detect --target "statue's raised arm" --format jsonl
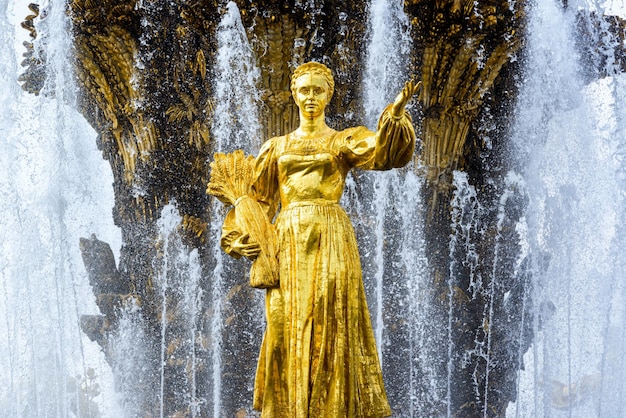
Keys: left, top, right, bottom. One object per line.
{"left": 391, "top": 80, "right": 421, "bottom": 118}
{"left": 342, "top": 79, "right": 420, "bottom": 171}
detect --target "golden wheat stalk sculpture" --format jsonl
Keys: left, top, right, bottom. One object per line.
{"left": 207, "top": 150, "right": 279, "bottom": 288}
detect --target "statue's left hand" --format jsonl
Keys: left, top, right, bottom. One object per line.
{"left": 391, "top": 80, "right": 421, "bottom": 118}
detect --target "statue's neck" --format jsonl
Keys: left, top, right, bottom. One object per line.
{"left": 296, "top": 112, "right": 330, "bottom": 138}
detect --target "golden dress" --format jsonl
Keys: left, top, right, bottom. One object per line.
{"left": 221, "top": 105, "right": 415, "bottom": 417}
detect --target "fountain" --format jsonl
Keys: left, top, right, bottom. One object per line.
{"left": 1, "top": 0, "right": 625, "bottom": 416}
{"left": 0, "top": 1, "right": 121, "bottom": 416}
{"left": 508, "top": 0, "right": 626, "bottom": 415}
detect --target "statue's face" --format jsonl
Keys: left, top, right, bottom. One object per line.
{"left": 292, "top": 73, "right": 329, "bottom": 118}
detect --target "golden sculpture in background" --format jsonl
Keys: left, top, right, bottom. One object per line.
{"left": 208, "top": 62, "right": 418, "bottom": 417}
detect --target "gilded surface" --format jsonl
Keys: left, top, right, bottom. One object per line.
{"left": 216, "top": 62, "right": 418, "bottom": 417}
{"left": 208, "top": 151, "right": 279, "bottom": 288}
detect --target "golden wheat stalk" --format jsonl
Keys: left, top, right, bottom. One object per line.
{"left": 207, "top": 150, "right": 255, "bottom": 205}
{"left": 207, "top": 150, "right": 279, "bottom": 288}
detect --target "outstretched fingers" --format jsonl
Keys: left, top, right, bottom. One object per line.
{"left": 401, "top": 80, "right": 421, "bottom": 103}
{"left": 408, "top": 80, "right": 422, "bottom": 97}
{"left": 392, "top": 80, "right": 421, "bottom": 117}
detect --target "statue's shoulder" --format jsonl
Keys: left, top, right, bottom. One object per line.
{"left": 337, "top": 126, "right": 374, "bottom": 141}
{"left": 268, "top": 134, "right": 288, "bottom": 144}
{"left": 258, "top": 135, "right": 286, "bottom": 157}
{"left": 265, "top": 135, "right": 288, "bottom": 146}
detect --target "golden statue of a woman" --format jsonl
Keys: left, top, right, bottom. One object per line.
{"left": 214, "top": 62, "right": 418, "bottom": 417}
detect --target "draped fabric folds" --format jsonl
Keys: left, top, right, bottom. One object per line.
{"left": 221, "top": 105, "right": 415, "bottom": 418}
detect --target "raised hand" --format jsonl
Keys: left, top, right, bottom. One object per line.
{"left": 391, "top": 80, "right": 421, "bottom": 118}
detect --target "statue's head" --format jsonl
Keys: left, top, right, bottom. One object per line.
{"left": 290, "top": 62, "right": 334, "bottom": 118}
{"left": 290, "top": 62, "right": 335, "bottom": 101}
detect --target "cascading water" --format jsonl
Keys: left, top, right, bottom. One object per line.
{"left": 447, "top": 172, "right": 484, "bottom": 416}
{"left": 0, "top": 1, "right": 121, "bottom": 416}
{"left": 212, "top": 2, "right": 262, "bottom": 155}
{"left": 362, "top": 0, "right": 410, "bottom": 352}
{"left": 355, "top": 0, "right": 431, "bottom": 413}
{"left": 508, "top": 0, "right": 626, "bottom": 416}
{"left": 110, "top": 203, "right": 205, "bottom": 417}
{"left": 152, "top": 204, "right": 204, "bottom": 417}
{"left": 363, "top": 0, "right": 412, "bottom": 127}
{"left": 208, "top": 2, "right": 264, "bottom": 415}
{"left": 446, "top": 169, "right": 530, "bottom": 417}
{"left": 362, "top": 0, "right": 413, "bottom": 363}
{"left": 108, "top": 301, "right": 149, "bottom": 416}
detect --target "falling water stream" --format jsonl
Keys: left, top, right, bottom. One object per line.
{"left": 1, "top": 0, "right": 626, "bottom": 417}
{"left": 507, "top": 0, "right": 626, "bottom": 416}
{"left": 362, "top": 0, "right": 413, "bottom": 368}
{"left": 362, "top": 0, "right": 411, "bottom": 363}
{"left": 209, "top": 2, "right": 263, "bottom": 416}
{"left": 0, "top": 0, "right": 121, "bottom": 416}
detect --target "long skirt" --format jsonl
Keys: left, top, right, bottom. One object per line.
{"left": 253, "top": 202, "right": 391, "bottom": 418}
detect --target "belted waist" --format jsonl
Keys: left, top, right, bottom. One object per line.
{"left": 282, "top": 199, "right": 341, "bottom": 210}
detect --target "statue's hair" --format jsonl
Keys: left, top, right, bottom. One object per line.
{"left": 290, "top": 62, "right": 335, "bottom": 99}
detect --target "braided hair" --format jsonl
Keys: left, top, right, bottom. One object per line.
{"left": 290, "top": 62, "right": 335, "bottom": 100}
